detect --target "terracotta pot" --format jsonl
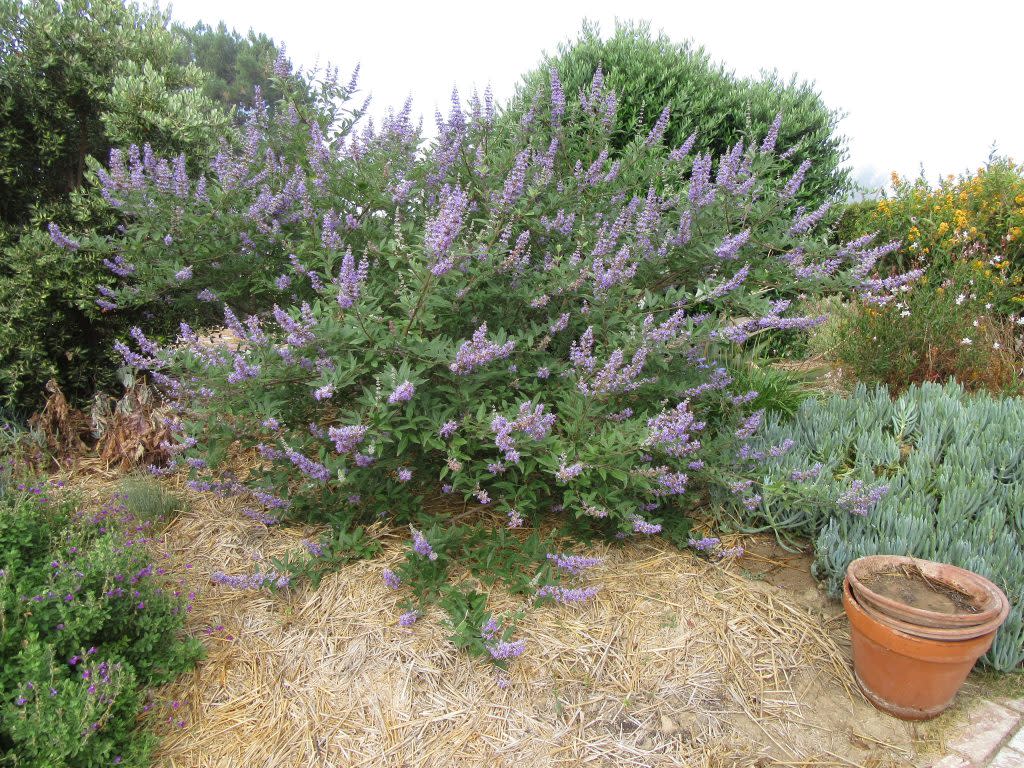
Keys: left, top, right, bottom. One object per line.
{"left": 848, "top": 555, "right": 1004, "bottom": 630}
{"left": 843, "top": 577, "right": 1004, "bottom": 720}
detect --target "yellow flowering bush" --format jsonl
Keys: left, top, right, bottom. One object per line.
{"left": 837, "top": 157, "right": 1024, "bottom": 301}
{"left": 831, "top": 161, "right": 1024, "bottom": 392}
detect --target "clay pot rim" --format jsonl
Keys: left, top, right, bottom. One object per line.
{"left": 842, "top": 578, "right": 1003, "bottom": 663}
{"left": 847, "top": 555, "right": 1005, "bottom": 629}
{"left": 853, "top": 584, "right": 1009, "bottom": 642}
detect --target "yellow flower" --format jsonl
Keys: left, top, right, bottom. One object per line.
{"left": 937, "top": 222, "right": 950, "bottom": 236}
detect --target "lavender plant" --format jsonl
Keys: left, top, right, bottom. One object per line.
{"left": 0, "top": 480, "right": 202, "bottom": 766}
{"left": 81, "top": 58, "right": 916, "bottom": 658}
{"left": 737, "top": 381, "right": 1024, "bottom": 671}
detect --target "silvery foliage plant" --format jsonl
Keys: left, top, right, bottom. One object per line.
{"left": 743, "top": 381, "right": 1024, "bottom": 671}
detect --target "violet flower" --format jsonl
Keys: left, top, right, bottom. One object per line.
{"left": 536, "top": 585, "right": 601, "bottom": 603}
{"left": 715, "top": 230, "right": 751, "bottom": 261}
{"left": 781, "top": 159, "right": 812, "bottom": 199}
{"left": 450, "top": 324, "right": 514, "bottom": 374}
{"left": 411, "top": 528, "right": 438, "bottom": 560}
{"left": 487, "top": 638, "right": 526, "bottom": 661}
{"left": 837, "top": 480, "right": 889, "bottom": 516}
{"left": 424, "top": 185, "right": 470, "bottom": 275}
{"left": 546, "top": 553, "right": 603, "bottom": 575}
{"left": 328, "top": 425, "right": 368, "bottom": 454}
{"left": 382, "top": 569, "right": 401, "bottom": 590}
{"left": 388, "top": 381, "right": 415, "bottom": 404}
{"left": 335, "top": 248, "right": 369, "bottom": 308}
{"left": 47, "top": 222, "right": 80, "bottom": 251}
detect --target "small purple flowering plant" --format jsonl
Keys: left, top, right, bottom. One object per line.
{"left": 0, "top": 481, "right": 203, "bottom": 765}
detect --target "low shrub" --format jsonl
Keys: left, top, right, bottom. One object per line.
{"left": 0, "top": 480, "right": 202, "bottom": 766}
{"left": 733, "top": 381, "right": 1024, "bottom": 671}
{"left": 832, "top": 261, "right": 1022, "bottom": 393}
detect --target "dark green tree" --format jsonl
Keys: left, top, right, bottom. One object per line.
{"left": 175, "top": 20, "right": 284, "bottom": 111}
{"left": 509, "top": 21, "right": 850, "bottom": 209}
{"left": 0, "top": 0, "right": 228, "bottom": 239}
{"left": 0, "top": 0, "right": 232, "bottom": 410}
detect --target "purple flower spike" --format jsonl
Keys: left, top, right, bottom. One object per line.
{"left": 450, "top": 324, "right": 514, "bottom": 374}
{"left": 388, "top": 381, "right": 415, "bottom": 404}
{"left": 631, "top": 515, "right": 662, "bottom": 534}
{"left": 328, "top": 425, "right": 368, "bottom": 454}
{"left": 48, "top": 222, "right": 80, "bottom": 251}
{"left": 335, "top": 248, "right": 369, "bottom": 308}
{"left": 546, "top": 552, "right": 603, "bottom": 575}
{"left": 411, "top": 528, "right": 438, "bottom": 561}
{"left": 425, "top": 185, "right": 470, "bottom": 275}
{"left": 536, "top": 585, "right": 601, "bottom": 604}
{"left": 837, "top": 480, "right": 889, "bottom": 516}
{"left": 715, "top": 229, "right": 751, "bottom": 261}
{"left": 761, "top": 112, "right": 783, "bottom": 153}
{"left": 781, "top": 159, "right": 812, "bottom": 199}
{"left": 688, "top": 537, "right": 720, "bottom": 552}
{"left": 487, "top": 638, "right": 526, "bottom": 661}
{"left": 644, "top": 106, "right": 671, "bottom": 147}
{"left": 382, "top": 569, "right": 401, "bottom": 590}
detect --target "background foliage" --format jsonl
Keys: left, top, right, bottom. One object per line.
{"left": 831, "top": 261, "right": 1021, "bottom": 393}
{"left": 826, "top": 157, "right": 1024, "bottom": 393}
{"left": 0, "top": 0, "right": 294, "bottom": 412}
{"left": 836, "top": 156, "right": 1024, "bottom": 280}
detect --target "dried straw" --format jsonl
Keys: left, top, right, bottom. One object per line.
{"left": 57, "top": 469, "right": 975, "bottom": 767}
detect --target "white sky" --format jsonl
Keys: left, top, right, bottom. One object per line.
{"left": 163, "top": 0, "right": 1022, "bottom": 193}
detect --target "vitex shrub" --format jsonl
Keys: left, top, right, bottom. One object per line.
{"left": 63, "top": 50, "right": 918, "bottom": 661}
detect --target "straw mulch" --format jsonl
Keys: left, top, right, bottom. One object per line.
{"left": 69, "top": 469, "right": 948, "bottom": 768}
